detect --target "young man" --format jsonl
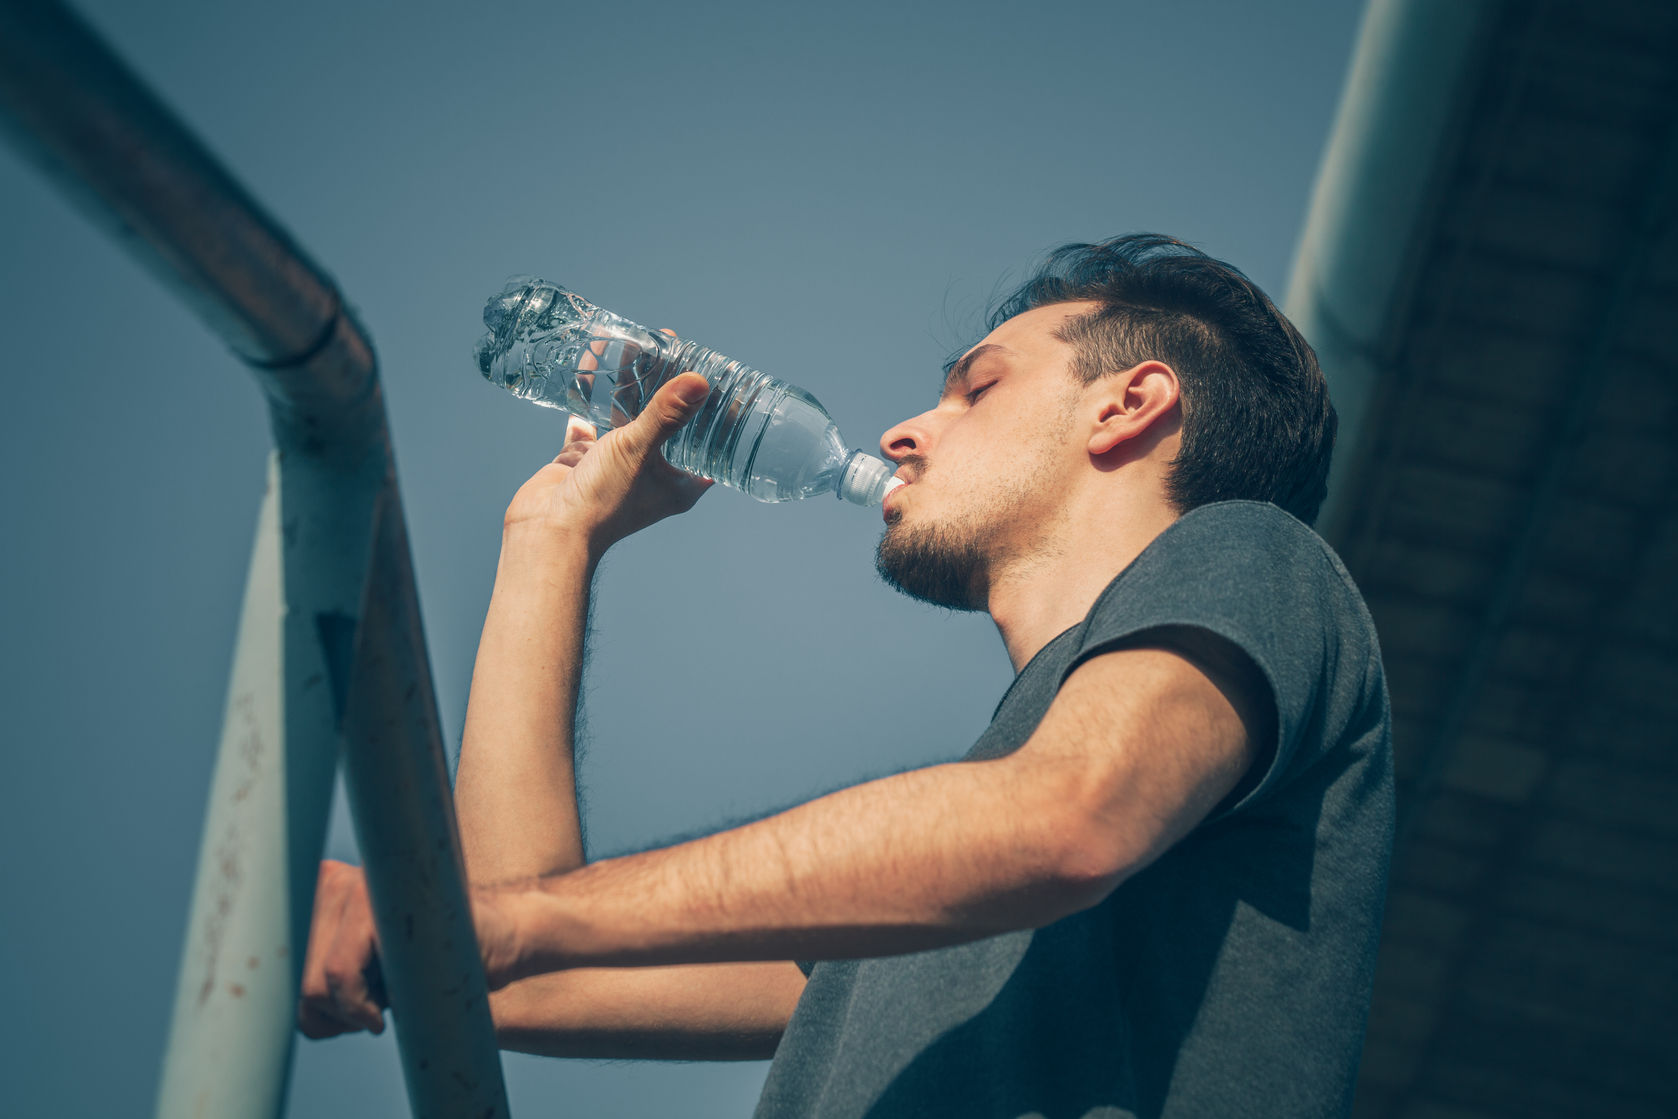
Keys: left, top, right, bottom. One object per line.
{"left": 300, "top": 235, "right": 1394, "bottom": 1118}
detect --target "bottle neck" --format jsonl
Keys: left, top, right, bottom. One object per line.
{"left": 837, "top": 450, "right": 899, "bottom": 506}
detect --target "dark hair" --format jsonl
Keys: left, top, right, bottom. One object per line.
{"left": 985, "top": 234, "right": 1336, "bottom": 525}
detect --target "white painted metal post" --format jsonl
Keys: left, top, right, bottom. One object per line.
{"left": 0, "top": 4, "right": 513, "bottom": 1115}
{"left": 154, "top": 452, "right": 302, "bottom": 1118}
{"left": 154, "top": 436, "right": 384, "bottom": 1117}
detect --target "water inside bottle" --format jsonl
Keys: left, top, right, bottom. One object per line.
{"left": 477, "top": 279, "right": 895, "bottom": 504}
{"left": 477, "top": 281, "right": 665, "bottom": 432}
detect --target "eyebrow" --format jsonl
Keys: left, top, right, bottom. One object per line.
{"left": 940, "top": 344, "right": 1012, "bottom": 397}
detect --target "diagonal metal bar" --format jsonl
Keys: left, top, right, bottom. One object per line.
{"left": 0, "top": 2, "right": 510, "bottom": 1116}
{"left": 341, "top": 482, "right": 509, "bottom": 1117}
{"left": 0, "top": 0, "right": 336, "bottom": 371}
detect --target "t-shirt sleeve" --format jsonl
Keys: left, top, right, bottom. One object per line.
{"left": 1066, "top": 502, "right": 1371, "bottom": 823}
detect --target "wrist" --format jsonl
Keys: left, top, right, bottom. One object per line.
{"left": 499, "top": 518, "right": 608, "bottom": 572}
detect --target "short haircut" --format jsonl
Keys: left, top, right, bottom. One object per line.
{"left": 986, "top": 234, "right": 1336, "bottom": 525}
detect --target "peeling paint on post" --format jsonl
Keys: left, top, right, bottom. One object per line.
{"left": 157, "top": 454, "right": 310, "bottom": 1118}
{"left": 158, "top": 426, "right": 391, "bottom": 1118}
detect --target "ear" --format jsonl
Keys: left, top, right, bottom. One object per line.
{"left": 1087, "top": 360, "right": 1182, "bottom": 455}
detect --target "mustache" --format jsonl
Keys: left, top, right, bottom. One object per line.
{"left": 894, "top": 454, "right": 929, "bottom": 482}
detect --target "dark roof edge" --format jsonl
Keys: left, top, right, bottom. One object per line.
{"left": 1283, "top": 0, "right": 1501, "bottom": 547}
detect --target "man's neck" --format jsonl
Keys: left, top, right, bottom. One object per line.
{"left": 986, "top": 493, "right": 1181, "bottom": 673}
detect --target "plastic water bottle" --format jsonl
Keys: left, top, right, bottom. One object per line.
{"left": 475, "top": 279, "right": 901, "bottom": 506}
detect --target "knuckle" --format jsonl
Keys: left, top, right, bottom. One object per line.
{"left": 323, "top": 966, "right": 356, "bottom": 999}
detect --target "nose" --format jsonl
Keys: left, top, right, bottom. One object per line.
{"left": 880, "top": 409, "right": 934, "bottom": 463}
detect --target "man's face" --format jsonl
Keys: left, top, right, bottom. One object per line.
{"left": 875, "top": 302, "right": 1099, "bottom": 610}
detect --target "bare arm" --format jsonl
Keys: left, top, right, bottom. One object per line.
{"left": 304, "top": 368, "right": 1264, "bottom": 1047}
{"left": 452, "top": 522, "right": 809, "bottom": 1057}
{"left": 456, "top": 349, "right": 713, "bottom": 882}
{"left": 489, "top": 962, "right": 806, "bottom": 1060}
{"left": 307, "top": 618, "right": 1259, "bottom": 1044}
{"left": 453, "top": 526, "right": 593, "bottom": 882}
{"left": 302, "top": 371, "right": 810, "bottom": 1054}
{"left": 453, "top": 373, "right": 812, "bottom": 1053}
{"left": 451, "top": 516, "right": 810, "bottom": 1058}
{"left": 483, "top": 641, "right": 1263, "bottom": 982}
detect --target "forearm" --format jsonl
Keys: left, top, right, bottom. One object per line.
{"left": 455, "top": 527, "right": 597, "bottom": 882}
{"left": 489, "top": 960, "right": 805, "bottom": 1060}
{"left": 500, "top": 753, "right": 1111, "bottom": 981}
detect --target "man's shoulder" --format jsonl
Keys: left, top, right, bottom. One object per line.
{"left": 1097, "top": 500, "right": 1359, "bottom": 615}
{"left": 1079, "top": 499, "right": 1385, "bottom": 709}
{"left": 1085, "top": 504, "right": 1390, "bottom": 826}
{"left": 1151, "top": 499, "right": 1335, "bottom": 562}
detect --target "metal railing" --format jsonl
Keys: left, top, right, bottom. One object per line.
{"left": 0, "top": 2, "right": 510, "bottom": 1115}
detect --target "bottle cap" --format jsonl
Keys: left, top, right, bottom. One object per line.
{"left": 838, "top": 452, "right": 898, "bottom": 506}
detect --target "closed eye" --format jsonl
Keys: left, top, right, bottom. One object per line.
{"left": 966, "top": 382, "right": 995, "bottom": 404}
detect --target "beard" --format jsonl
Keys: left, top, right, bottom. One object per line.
{"left": 875, "top": 403, "right": 1076, "bottom": 610}
{"left": 874, "top": 460, "right": 1057, "bottom": 611}
{"left": 875, "top": 516, "right": 990, "bottom": 611}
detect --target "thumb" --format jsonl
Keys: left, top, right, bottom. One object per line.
{"left": 627, "top": 372, "right": 709, "bottom": 449}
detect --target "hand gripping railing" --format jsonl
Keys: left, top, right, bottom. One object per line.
{"left": 0, "top": 2, "right": 511, "bottom": 1116}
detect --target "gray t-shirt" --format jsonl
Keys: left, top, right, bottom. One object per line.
{"left": 754, "top": 501, "right": 1395, "bottom": 1119}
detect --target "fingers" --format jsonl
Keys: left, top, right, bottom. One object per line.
{"left": 563, "top": 416, "right": 596, "bottom": 444}
{"left": 636, "top": 328, "right": 703, "bottom": 444}
{"left": 297, "top": 861, "right": 387, "bottom": 1040}
{"left": 299, "top": 861, "right": 353, "bottom": 1037}
{"left": 324, "top": 950, "right": 387, "bottom": 1036}
{"left": 621, "top": 372, "right": 710, "bottom": 455}
{"left": 555, "top": 334, "right": 699, "bottom": 464}
{"left": 297, "top": 999, "right": 350, "bottom": 1040}
{"left": 550, "top": 416, "right": 598, "bottom": 467}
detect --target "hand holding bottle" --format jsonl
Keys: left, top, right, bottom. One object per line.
{"left": 503, "top": 367, "right": 713, "bottom": 557}
{"left": 477, "top": 278, "right": 899, "bottom": 506}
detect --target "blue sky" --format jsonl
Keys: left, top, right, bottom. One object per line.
{"left": 0, "top": 1, "right": 1365, "bottom": 1114}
